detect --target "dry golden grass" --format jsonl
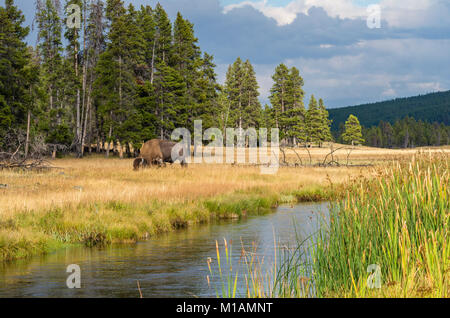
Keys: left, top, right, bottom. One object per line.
{"left": 0, "top": 145, "right": 448, "bottom": 262}
{"left": 0, "top": 157, "right": 356, "bottom": 216}
{"left": 2, "top": 145, "right": 448, "bottom": 216}
{"left": 281, "top": 143, "right": 450, "bottom": 165}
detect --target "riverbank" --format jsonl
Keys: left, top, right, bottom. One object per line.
{"left": 206, "top": 153, "right": 449, "bottom": 298}
{"left": 0, "top": 157, "right": 359, "bottom": 262}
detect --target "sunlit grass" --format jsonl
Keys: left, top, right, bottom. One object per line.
{"left": 0, "top": 154, "right": 360, "bottom": 262}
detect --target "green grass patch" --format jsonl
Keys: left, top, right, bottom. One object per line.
{"left": 1, "top": 183, "right": 336, "bottom": 263}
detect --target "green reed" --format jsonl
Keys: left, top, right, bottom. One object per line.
{"left": 312, "top": 154, "right": 449, "bottom": 297}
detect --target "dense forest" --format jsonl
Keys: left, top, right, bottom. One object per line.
{"left": 361, "top": 117, "right": 450, "bottom": 148}
{"left": 0, "top": 0, "right": 448, "bottom": 159}
{"left": 0, "top": 0, "right": 335, "bottom": 158}
{"left": 329, "top": 90, "right": 450, "bottom": 131}
{"left": 330, "top": 90, "right": 450, "bottom": 147}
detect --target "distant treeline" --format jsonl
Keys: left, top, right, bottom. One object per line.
{"left": 333, "top": 117, "right": 450, "bottom": 148}
{"left": 329, "top": 90, "right": 450, "bottom": 132}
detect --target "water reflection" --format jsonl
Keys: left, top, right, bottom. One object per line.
{"left": 0, "top": 202, "right": 329, "bottom": 298}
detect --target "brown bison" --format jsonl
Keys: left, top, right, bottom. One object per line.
{"left": 133, "top": 139, "right": 188, "bottom": 170}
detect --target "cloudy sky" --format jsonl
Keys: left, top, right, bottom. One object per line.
{"left": 5, "top": 0, "right": 450, "bottom": 108}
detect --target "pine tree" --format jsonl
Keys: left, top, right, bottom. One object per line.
{"left": 0, "top": 0, "right": 31, "bottom": 137}
{"left": 153, "top": 61, "right": 186, "bottom": 139}
{"left": 83, "top": 0, "right": 105, "bottom": 154}
{"left": 173, "top": 12, "right": 201, "bottom": 130}
{"left": 225, "top": 57, "right": 245, "bottom": 132}
{"left": 154, "top": 3, "right": 172, "bottom": 67}
{"left": 36, "top": 0, "right": 72, "bottom": 156}
{"left": 194, "top": 52, "right": 219, "bottom": 131}
{"left": 242, "top": 59, "right": 261, "bottom": 129}
{"left": 64, "top": 0, "right": 84, "bottom": 156}
{"left": 341, "top": 114, "right": 364, "bottom": 146}
{"left": 225, "top": 57, "right": 261, "bottom": 135}
{"left": 136, "top": 5, "right": 155, "bottom": 83}
{"left": 95, "top": 0, "right": 136, "bottom": 156}
{"left": 269, "top": 64, "right": 305, "bottom": 145}
{"left": 269, "top": 63, "right": 289, "bottom": 133}
{"left": 285, "top": 67, "right": 305, "bottom": 145}
{"left": 305, "top": 95, "right": 323, "bottom": 145}
{"left": 318, "top": 98, "right": 333, "bottom": 146}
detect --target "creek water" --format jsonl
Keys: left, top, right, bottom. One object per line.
{"left": 0, "top": 202, "right": 329, "bottom": 298}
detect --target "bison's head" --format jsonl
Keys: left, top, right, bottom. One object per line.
{"left": 133, "top": 158, "right": 148, "bottom": 171}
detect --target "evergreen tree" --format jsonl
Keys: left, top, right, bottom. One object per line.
{"left": 36, "top": 0, "right": 72, "bottom": 154}
{"left": 95, "top": 0, "right": 136, "bottom": 156}
{"left": 342, "top": 114, "right": 364, "bottom": 146}
{"left": 173, "top": 12, "right": 201, "bottom": 130}
{"left": 305, "top": 95, "right": 323, "bottom": 145}
{"left": 318, "top": 98, "right": 333, "bottom": 145}
{"left": 194, "top": 52, "right": 219, "bottom": 131}
{"left": 285, "top": 67, "right": 305, "bottom": 145}
{"left": 154, "top": 3, "right": 172, "bottom": 67}
{"left": 64, "top": 0, "right": 84, "bottom": 155}
{"left": 242, "top": 59, "right": 261, "bottom": 129}
{"left": 269, "top": 64, "right": 289, "bottom": 133}
{"left": 225, "top": 57, "right": 261, "bottom": 135}
{"left": 0, "top": 0, "right": 31, "bottom": 138}
{"left": 269, "top": 64, "right": 305, "bottom": 145}
{"left": 84, "top": 0, "right": 106, "bottom": 153}
{"left": 225, "top": 57, "right": 245, "bottom": 132}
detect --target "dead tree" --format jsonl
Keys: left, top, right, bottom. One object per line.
{"left": 0, "top": 129, "right": 62, "bottom": 171}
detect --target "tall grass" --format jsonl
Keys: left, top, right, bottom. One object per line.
{"left": 207, "top": 154, "right": 449, "bottom": 298}
{"left": 312, "top": 154, "right": 449, "bottom": 297}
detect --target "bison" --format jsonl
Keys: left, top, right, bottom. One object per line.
{"left": 134, "top": 139, "right": 188, "bottom": 170}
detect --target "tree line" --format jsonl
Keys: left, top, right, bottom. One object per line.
{"left": 5, "top": 0, "right": 443, "bottom": 159}
{"left": 1, "top": 0, "right": 339, "bottom": 159}
{"left": 362, "top": 117, "right": 450, "bottom": 148}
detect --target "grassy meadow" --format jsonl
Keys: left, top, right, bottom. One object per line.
{"left": 1, "top": 145, "right": 449, "bottom": 299}
{"left": 0, "top": 145, "right": 371, "bottom": 262}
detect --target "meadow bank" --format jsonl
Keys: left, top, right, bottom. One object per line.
{"left": 0, "top": 156, "right": 361, "bottom": 262}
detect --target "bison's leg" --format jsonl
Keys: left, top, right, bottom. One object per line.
{"left": 142, "top": 158, "right": 150, "bottom": 168}
{"left": 152, "top": 157, "right": 164, "bottom": 168}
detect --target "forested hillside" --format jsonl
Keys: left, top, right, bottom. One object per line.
{"left": 329, "top": 91, "right": 450, "bottom": 131}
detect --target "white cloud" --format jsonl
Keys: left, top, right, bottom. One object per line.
{"left": 382, "top": 88, "right": 396, "bottom": 96}
{"left": 223, "top": 0, "right": 369, "bottom": 26}
{"left": 222, "top": 0, "right": 447, "bottom": 29}
{"left": 223, "top": 0, "right": 304, "bottom": 26}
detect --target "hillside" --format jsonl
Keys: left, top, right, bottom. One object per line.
{"left": 328, "top": 90, "right": 450, "bottom": 130}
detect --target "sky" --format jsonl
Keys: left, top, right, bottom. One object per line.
{"left": 3, "top": 0, "right": 450, "bottom": 108}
